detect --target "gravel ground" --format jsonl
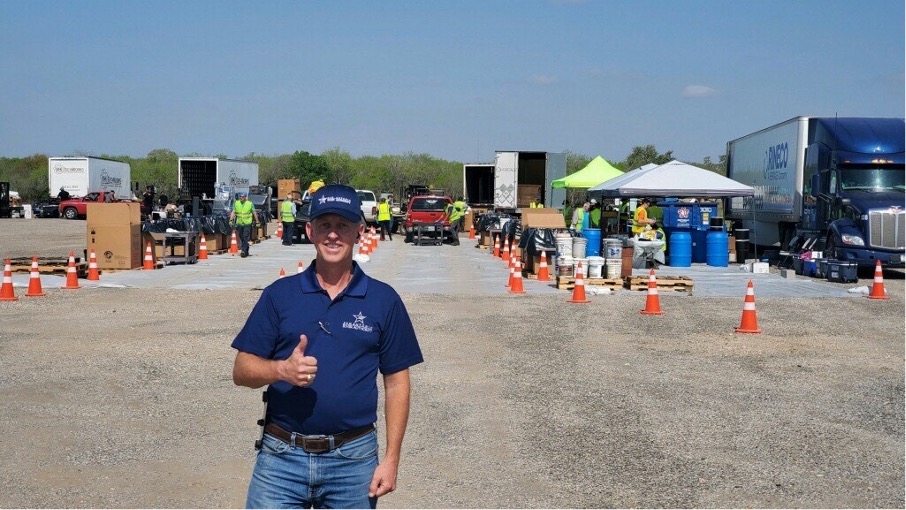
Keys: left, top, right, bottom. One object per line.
{"left": 0, "top": 218, "right": 903, "bottom": 508}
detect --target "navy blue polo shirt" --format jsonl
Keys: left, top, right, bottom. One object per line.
{"left": 232, "top": 261, "right": 423, "bottom": 435}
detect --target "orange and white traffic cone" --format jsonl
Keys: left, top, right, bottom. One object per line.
{"left": 229, "top": 231, "right": 239, "bottom": 256}
{"left": 279, "top": 267, "right": 286, "bottom": 278}
{"left": 502, "top": 239, "right": 510, "bottom": 263}
{"left": 25, "top": 257, "right": 45, "bottom": 297}
{"left": 866, "top": 260, "right": 889, "bottom": 300}
{"left": 142, "top": 242, "right": 156, "bottom": 270}
{"left": 468, "top": 224, "right": 475, "bottom": 240}
{"left": 536, "top": 250, "right": 550, "bottom": 282}
{"left": 505, "top": 256, "right": 514, "bottom": 287}
{"left": 198, "top": 234, "right": 209, "bottom": 260}
{"left": 640, "top": 269, "right": 664, "bottom": 315}
{"left": 276, "top": 221, "right": 283, "bottom": 239}
{"left": 0, "top": 259, "right": 18, "bottom": 301}
{"left": 371, "top": 227, "right": 379, "bottom": 248}
{"left": 509, "top": 257, "right": 526, "bottom": 294}
{"left": 493, "top": 235, "right": 500, "bottom": 258}
{"left": 87, "top": 249, "right": 100, "bottom": 281}
{"left": 61, "top": 251, "right": 81, "bottom": 289}
{"left": 568, "top": 261, "right": 590, "bottom": 303}
{"left": 297, "top": 261, "right": 305, "bottom": 273}
{"left": 735, "top": 279, "right": 762, "bottom": 334}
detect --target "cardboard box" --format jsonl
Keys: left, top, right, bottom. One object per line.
{"left": 278, "top": 178, "right": 301, "bottom": 200}
{"left": 87, "top": 202, "right": 141, "bottom": 226}
{"left": 517, "top": 184, "right": 542, "bottom": 208}
{"left": 88, "top": 224, "right": 143, "bottom": 270}
{"left": 521, "top": 208, "right": 566, "bottom": 229}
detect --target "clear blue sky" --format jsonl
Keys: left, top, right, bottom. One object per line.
{"left": 1, "top": 0, "right": 903, "bottom": 164}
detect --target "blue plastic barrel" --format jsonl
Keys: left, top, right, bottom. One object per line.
{"left": 581, "top": 228, "right": 602, "bottom": 257}
{"left": 706, "top": 228, "right": 729, "bottom": 267}
{"left": 668, "top": 229, "right": 692, "bottom": 267}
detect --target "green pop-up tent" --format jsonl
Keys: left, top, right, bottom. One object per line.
{"left": 551, "top": 155, "right": 623, "bottom": 188}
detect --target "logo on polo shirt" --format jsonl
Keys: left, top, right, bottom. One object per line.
{"left": 343, "top": 312, "right": 373, "bottom": 333}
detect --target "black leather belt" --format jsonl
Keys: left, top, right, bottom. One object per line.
{"left": 264, "top": 423, "right": 375, "bottom": 454}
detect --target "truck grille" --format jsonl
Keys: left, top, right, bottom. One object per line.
{"left": 868, "top": 209, "right": 905, "bottom": 250}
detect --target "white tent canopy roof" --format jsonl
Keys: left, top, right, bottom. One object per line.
{"left": 588, "top": 160, "right": 754, "bottom": 197}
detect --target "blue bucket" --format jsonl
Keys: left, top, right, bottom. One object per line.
{"left": 581, "top": 228, "right": 602, "bottom": 257}
{"left": 669, "top": 229, "right": 692, "bottom": 267}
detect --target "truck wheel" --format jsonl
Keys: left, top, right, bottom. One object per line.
{"left": 63, "top": 207, "right": 78, "bottom": 220}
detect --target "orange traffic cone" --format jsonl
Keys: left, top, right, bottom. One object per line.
{"left": 866, "top": 260, "right": 889, "bottom": 300}
{"left": 371, "top": 227, "right": 379, "bottom": 248}
{"left": 568, "top": 261, "right": 590, "bottom": 303}
{"left": 640, "top": 269, "right": 664, "bottom": 315}
{"left": 536, "top": 250, "right": 550, "bottom": 282}
{"left": 61, "top": 251, "right": 81, "bottom": 289}
{"left": 468, "top": 224, "right": 475, "bottom": 240}
{"left": 25, "top": 257, "right": 45, "bottom": 297}
{"left": 198, "top": 234, "right": 209, "bottom": 260}
{"left": 502, "top": 239, "right": 510, "bottom": 263}
{"left": 87, "top": 249, "right": 100, "bottom": 281}
{"left": 735, "top": 279, "right": 762, "bottom": 334}
{"left": 0, "top": 259, "right": 18, "bottom": 301}
{"left": 229, "top": 231, "right": 239, "bottom": 256}
{"left": 505, "top": 256, "right": 514, "bottom": 287}
{"left": 279, "top": 267, "right": 286, "bottom": 278}
{"left": 142, "top": 242, "right": 156, "bottom": 270}
{"left": 493, "top": 235, "right": 500, "bottom": 258}
{"left": 510, "top": 257, "right": 526, "bottom": 294}
{"left": 297, "top": 261, "right": 305, "bottom": 273}
{"left": 276, "top": 221, "right": 283, "bottom": 239}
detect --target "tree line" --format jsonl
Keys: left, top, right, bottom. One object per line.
{"left": 0, "top": 145, "right": 725, "bottom": 203}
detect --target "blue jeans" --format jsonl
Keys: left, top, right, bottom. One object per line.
{"left": 237, "top": 225, "right": 253, "bottom": 254}
{"left": 246, "top": 430, "right": 379, "bottom": 509}
{"left": 282, "top": 221, "right": 295, "bottom": 244}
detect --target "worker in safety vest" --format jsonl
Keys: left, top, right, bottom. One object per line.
{"left": 280, "top": 193, "right": 297, "bottom": 246}
{"left": 230, "top": 192, "right": 260, "bottom": 258}
{"left": 445, "top": 197, "right": 466, "bottom": 246}
{"left": 632, "top": 198, "right": 656, "bottom": 235}
{"left": 529, "top": 195, "right": 542, "bottom": 208}
{"left": 377, "top": 197, "right": 393, "bottom": 241}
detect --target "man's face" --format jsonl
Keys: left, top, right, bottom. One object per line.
{"left": 306, "top": 213, "right": 364, "bottom": 264}
{"left": 239, "top": 196, "right": 246, "bottom": 202}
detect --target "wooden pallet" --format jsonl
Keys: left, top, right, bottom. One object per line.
{"left": 555, "top": 275, "right": 624, "bottom": 291}
{"left": 624, "top": 275, "right": 694, "bottom": 292}
{"left": 7, "top": 257, "right": 89, "bottom": 278}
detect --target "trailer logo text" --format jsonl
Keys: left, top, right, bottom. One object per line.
{"left": 763, "top": 142, "right": 789, "bottom": 181}
{"left": 229, "top": 171, "right": 250, "bottom": 186}
{"left": 100, "top": 170, "right": 122, "bottom": 188}
{"left": 52, "top": 164, "right": 86, "bottom": 175}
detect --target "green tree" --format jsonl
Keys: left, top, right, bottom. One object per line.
{"left": 621, "top": 145, "right": 674, "bottom": 171}
{"left": 290, "top": 151, "right": 332, "bottom": 187}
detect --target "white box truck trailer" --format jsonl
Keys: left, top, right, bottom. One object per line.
{"left": 463, "top": 151, "right": 566, "bottom": 212}
{"left": 48, "top": 156, "right": 131, "bottom": 198}
{"left": 177, "top": 157, "right": 259, "bottom": 200}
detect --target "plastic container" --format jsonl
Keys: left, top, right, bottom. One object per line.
{"left": 573, "top": 257, "right": 588, "bottom": 278}
{"left": 826, "top": 259, "right": 858, "bottom": 283}
{"left": 734, "top": 228, "right": 750, "bottom": 261}
{"left": 603, "top": 238, "right": 622, "bottom": 259}
{"left": 705, "top": 228, "right": 729, "bottom": 267}
{"left": 555, "top": 234, "right": 572, "bottom": 258}
{"left": 572, "top": 237, "right": 587, "bottom": 261}
{"left": 557, "top": 256, "right": 574, "bottom": 277}
{"left": 668, "top": 229, "right": 692, "bottom": 267}
{"left": 605, "top": 258, "right": 622, "bottom": 279}
{"left": 587, "top": 256, "right": 605, "bottom": 278}
{"left": 581, "top": 228, "right": 602, "bottom": 257}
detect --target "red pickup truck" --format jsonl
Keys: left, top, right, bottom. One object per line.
{"left": 59, "top": 191, "right": 122, "bottom": 219}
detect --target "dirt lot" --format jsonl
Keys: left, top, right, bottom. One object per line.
{"left": 0, "top": 218, "right": 903, "bottom": 508}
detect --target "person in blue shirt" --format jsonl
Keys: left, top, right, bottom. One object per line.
{"left": 232, "top": 184, "right": 423, "bottom": 509}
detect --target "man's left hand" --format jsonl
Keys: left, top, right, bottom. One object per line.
{"left": 368, "top": 461, "right": 398, "bottom": 498}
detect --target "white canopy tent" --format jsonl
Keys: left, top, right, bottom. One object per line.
{"left": 588, "top": 160, "right": 754, "bottom": 198}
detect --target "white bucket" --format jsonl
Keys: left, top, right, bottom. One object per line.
{"left": 573, "top": 257, "right": 588, "bottom": 278}
{"left": 605, "top": 258, "right": 622, "bottom": 279}
{"left": 604, "top": 238, "right": 622, "bottom": 259}
{"left": 557, "top": 256, "right": 574, "bottom": 277}
{"left": 572, "top": 237, "right": 588, "bottom": 259}
{"left": 555, "top": 236, "right": 573, "bottom": 258}
{"left": 587, "top": 256, "right": 605, "bottom": 278}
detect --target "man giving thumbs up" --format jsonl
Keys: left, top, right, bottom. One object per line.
{"left": 232, "top": 184, "right": 423, "bottom": 509}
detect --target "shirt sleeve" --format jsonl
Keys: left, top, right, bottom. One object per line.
{"left": 378, "top": 296, "right": 423, "bottom": 375}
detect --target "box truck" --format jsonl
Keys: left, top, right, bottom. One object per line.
{"left": 48, "top": 157, "right": 131, "bottom": 199}
{"left": 463, "top": 151, "right": 566, "bottom": 213}
{"left": 726, "top": 117, "right": 904, "bottom": 268}
{"left": 177, "top": 157, "right": 259, "bottom": 215}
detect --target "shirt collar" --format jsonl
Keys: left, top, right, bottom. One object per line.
{"left": 300, "top": 260, "right": 368, "bottom": 298}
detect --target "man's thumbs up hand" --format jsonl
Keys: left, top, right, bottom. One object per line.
{"left": 278, "top": 334, "right": 318, "bottom": 386}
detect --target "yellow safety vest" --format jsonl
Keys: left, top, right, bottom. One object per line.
{"left": 378, "top": 202, "right": 391, "bottom": 221}
{"left": 234, "top": 200, "right": 255, "bottom": 226}
{"left": 281, "top": 200, "right": 295, "bottom": 222}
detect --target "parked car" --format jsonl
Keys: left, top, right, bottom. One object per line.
{"left": 356, "top": 189, "right": 378, "bottom": 226}
{"left": 32, "top": 199, "right": 61, "bottom": 218}
{"left": 403, "top": 194, "right": 453, "bottom": 243}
